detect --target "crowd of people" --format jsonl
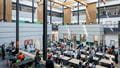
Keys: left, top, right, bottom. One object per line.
{"left": 0, "top": 40, "right": 119, "bottom": 68}
{"left": 46, "top": 40, "right": 119, "bottom": 68}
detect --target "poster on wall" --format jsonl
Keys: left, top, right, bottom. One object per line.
{"left": 24, "top": 40, "right": 29, "bottom": 45}
{"left": 24, "top": 39, "right": 33, "bottom": 45}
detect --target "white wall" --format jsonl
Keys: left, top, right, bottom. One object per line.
{"left": 0, "top": 23, "right": 52, "bottom": 49}
{"left": 58, "top": 24, "right": 104, "bottom": 42}
{"left": 104, "top": 34, "right": 119, "bottom": 48}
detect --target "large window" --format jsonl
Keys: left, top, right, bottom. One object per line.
{"left": 99, "top": 5, "right": 120, "bottom": 18}
{"left": 12, "top": 3, "right": 35, "bottom": 12}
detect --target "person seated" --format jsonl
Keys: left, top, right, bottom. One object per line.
{"left": 1, "top": 44, "right": 5, "bottom": 60}
{"left": 85, "top": 62, "right": 89, "bottom": 68}
{"left": 28, "top": 44, "right": 35, "bottom": 52}
{"left": 114, "top": 51, "right": 118, "bottom": 64}
{"left": 0, "top": 46, "right": 2, "bottom": 56}
{"left": 9, "top": 42, "right": 18, "bottom": 55}
{"left": 17, "top": 52, "right": 25, "bottom": 61}
{"left": 91, "top": 62, "right": 96, "bottom": 68}
{"left": 110, "top": 63, "right": 115, "bottom": 68}
{"left": 24, "top": 44, "right": 27, "bottom": 50}
{"left": 78, "top": 61, "right": 83, "bottom": 68}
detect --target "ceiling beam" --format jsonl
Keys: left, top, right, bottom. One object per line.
{"left": 63, "top": 0, "right": 75, "bottom": 5}
{"left": 49, "top": 0, "right": 71, "bottom": 8}
{"left": 74, "top": 0, "right": 87, "bottom": 6}
{"left": 36, "top": 0, "right": 43, "bottom": 5}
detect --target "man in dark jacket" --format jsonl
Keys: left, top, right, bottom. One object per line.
{"left": 46, "top": 55, "right": 54, "bottom": 68}
{"left": 35, "top": 50, "right": 41, "bottom": 68}
{"left": 1, "top": 44, "right": 5, "bottom": 60}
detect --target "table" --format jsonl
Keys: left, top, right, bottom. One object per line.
{"left": 19, "top": 50, "right": 35, "bottom": 59}
{"left": 69, "top": 59, "right": 81, "bottom": 65}
{"left": 53, "top": 55, "right": 57, "bottom": 58}
{"left": 96, "top": 65, "right": 107, "bottom": 68}
{"left": 81, "top": 54, "right": 89, "bottom": 59}
{"left": 105, "top": 54, "right": 115, "bottom": 59}
{"left": 60, "top": 55, "right": 71, "bottom": 61}
{"left": 93, "top": 57, "right": 99, "bottom": 61}
{"left": 47, "top": 48, "right": 51, "bottom": 50}
{"left": 96, "top": 52, "right": 104, "bottom": 56}
{"left": 99, "top": 59, "right": 113, "bottom": 65}
{"left": 80, "top": 50, "right": 89, "bottom": 55}
{"left": 20, "top": 50, "right": 46, "bottom": 64}
{"left": 18, "top": 59, "right": 34, "bottom": 66}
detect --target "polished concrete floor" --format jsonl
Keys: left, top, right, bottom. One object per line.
{"left": 0, "top": 59, "right": 8, "bottom": 68}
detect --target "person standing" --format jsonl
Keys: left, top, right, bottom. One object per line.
{"left": 78, "top": 61, "right": 83, "bottom": 68}
{"left": 46, "top": 54, "right": 54, "bottom": 68}
{"left": 35, "top": 50, "right": 41, "bottom": 68}
{"left": 1, "top": 44, "right": 5, "bottom": 60}
{"left": 114, "top": 51, "right": 118, "bottom": 64}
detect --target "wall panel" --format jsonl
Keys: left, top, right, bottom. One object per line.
{"left": 6, "top": 0, "right": 12, "bottom": 22}
{"left": 64, "top": 8, "right": 72, "bottom": 24}
{"left": 0, "top": 0, "right": 3, "bottom": 20}
{"left": 86, "top": 3, "right": 96, "bottom": 24}
{"left": 37, "top": 0, "right": 43, "bottom": 23}
{"left": 0, "top": 23, "right": 52, "bottom": 46}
